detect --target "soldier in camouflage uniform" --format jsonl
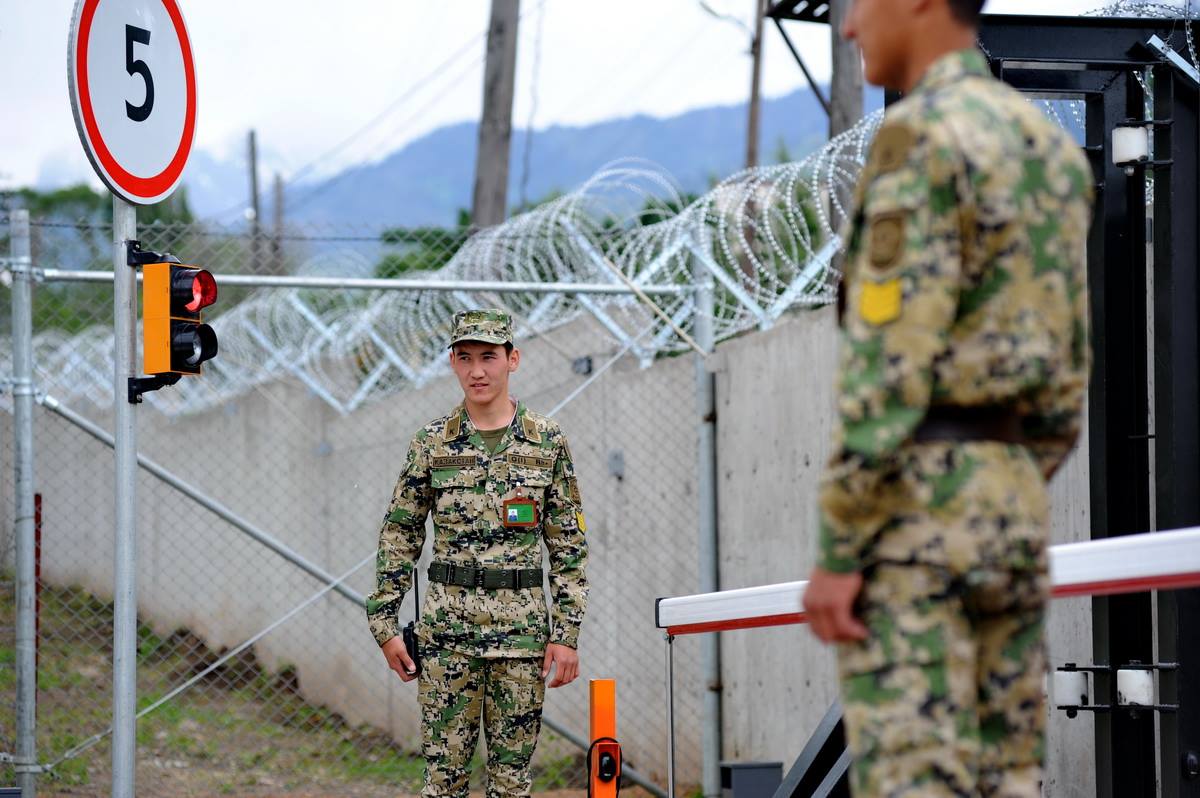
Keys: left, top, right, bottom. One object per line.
{"left": 802, "top": 0, "right": 1094, "bottom": 795}
{"left": 367, "top": 309, "right": 588, "bottom": 798}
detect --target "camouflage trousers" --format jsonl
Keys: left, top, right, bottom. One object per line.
{"left": 418, "top": 648, "right": 546, "bottom": 798}
{"left": 836, "top": 442, "right": 1051, "bottom": 798}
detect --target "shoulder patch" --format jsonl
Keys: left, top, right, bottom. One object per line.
{"left": 508, "top": 453, "right": 555, "bottom": 470}
{"left": 443, "top": 413, "right": 461, "bottom": 441}
{"left": 868, "top": 124, "right": 916, "bottom": 176}
{"left": 521, "top": 415, "right": 542, "bottom": 443}
{"left": 859, "top": 278, "right": 903, "bottom": 326}
{"left": 867, "top": 212, "right": 906, "bottom": 272}
{"left": 431, "top": 455, "right": 477, "bottom": 469}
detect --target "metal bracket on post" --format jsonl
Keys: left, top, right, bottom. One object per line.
{"left": 128, "top": 374, "right": 181, "bottom": 404}
{"left": 126, "top": 239, "right": 179, "bottom": 267}
{"left": 1145, "top": 36, "right": 1200, "bottom": 85}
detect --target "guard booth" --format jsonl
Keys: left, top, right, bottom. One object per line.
{"left": 761, "top": 10, "right": 1200, "bottom": 797}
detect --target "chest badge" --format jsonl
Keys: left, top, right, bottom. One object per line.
{"left": 503, "top": 486, "right": 539, "bottom": 528}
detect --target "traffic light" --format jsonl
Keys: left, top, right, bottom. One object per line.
{"left": 142, "top": 259, "right": 218, "bottom": 376}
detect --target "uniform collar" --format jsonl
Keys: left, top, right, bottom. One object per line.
{"left": 443, "top": 399, "right": 540, "bottom": 445}
{"left": 910, "top": 48, "right": 990, "bottom": 97}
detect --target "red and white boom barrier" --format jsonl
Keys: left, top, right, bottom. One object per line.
{"left": 655, "top": 526, "right": 1200, "bottom": 637}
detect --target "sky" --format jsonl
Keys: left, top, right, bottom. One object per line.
{"left": 1, "top": 0, "right": 1104, "bottom": 194}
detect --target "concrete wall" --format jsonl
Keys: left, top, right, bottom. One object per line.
{"left": 17, "top": 317, "right": 706, "bottom": 782}
{"left": 11, "top": 309, "right": 1095, "bottom": 792}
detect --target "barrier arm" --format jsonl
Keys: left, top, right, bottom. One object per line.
{"left": 656, "top": 526, "right": 1200, "bottom": 636}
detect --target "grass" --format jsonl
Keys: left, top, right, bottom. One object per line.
{"left": 0, "top": 580, "right": 598, "bottom": 797}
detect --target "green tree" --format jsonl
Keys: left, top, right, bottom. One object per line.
{"left": 375, "top": 209, "right": 471, "bottom": 279}
{"left": 2, "top": 183, "right": 199, "bottom": 334}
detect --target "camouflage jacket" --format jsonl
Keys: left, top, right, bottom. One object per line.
{"left": 366, "top": 400, "right": 588, "bottom": 657}
{"left": 818, "top": 49, "right": 1094, "bottom": 573}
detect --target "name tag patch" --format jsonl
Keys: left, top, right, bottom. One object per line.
{"left": 508, "top": 454, "right": 554, "bottom": 470}
{"left": 431, "top": 455, "right": 477, "bottom": 469}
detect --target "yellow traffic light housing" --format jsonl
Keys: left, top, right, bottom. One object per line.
{"left": 142, "top": 260, "right": 218, "bottom": 376}
{"left": 127, "top": 240, "right": 219, "bottom": 404}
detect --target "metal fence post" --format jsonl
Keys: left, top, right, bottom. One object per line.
{"left": 110, "top": 197, "right": 138, "bottom": 798}
{"left": 692, "top": 255, "right": 722, "bottom": 798}
{"left": 11, "top": 210, "right": 38, "bottom": 797}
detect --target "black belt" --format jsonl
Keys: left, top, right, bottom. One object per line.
{"left": 912, "top": 405, "right": 1026, "bottom": 445}
{"left": 428, "top": 561, "right": 543, "bottom": 589}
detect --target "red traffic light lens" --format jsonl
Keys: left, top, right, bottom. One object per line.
{"left": 186, "top": 270, "right": 218, "bottom": 312}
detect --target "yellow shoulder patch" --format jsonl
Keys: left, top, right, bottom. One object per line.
{"left": 867, "top": 124, "right": 916, "bottom": 176}
{"left": 576, "top": 511, "right": 588, "bottom": 533}
{"left": 859, "top": 279, "right": 903, "bottom": 326}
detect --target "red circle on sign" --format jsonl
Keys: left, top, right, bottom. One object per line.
{"left": 75, "top": 0, "right": 197, "bottom": 202}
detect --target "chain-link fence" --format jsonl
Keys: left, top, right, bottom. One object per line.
{"left": 0, "top": 226, "right": 716, "bottom": 797}
{"left": 0, "top": 127, "right": 886, "bottom": 795}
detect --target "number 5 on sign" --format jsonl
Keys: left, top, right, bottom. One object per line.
{"left": 68, "top": 0, "right": 197, "bottom": 205}
{"left": 124, "top": 24, "right": 154, "bottom": 122}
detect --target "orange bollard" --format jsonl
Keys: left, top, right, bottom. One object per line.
{"left": 588, "top": 679, "right": 622, "bottom": 798}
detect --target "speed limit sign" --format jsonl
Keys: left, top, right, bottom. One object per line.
{"left": 68, "top": 0, "right": 197, "bottom": 205}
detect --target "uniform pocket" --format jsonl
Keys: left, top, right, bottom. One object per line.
{"left": 508, "top": 465, "right": 552, "bottom": 490}
{"left": 433, "top": 468, "right": 482, "bottom": 525}
{"left": 838, "top": 564, "right": 959, "bottom": 678}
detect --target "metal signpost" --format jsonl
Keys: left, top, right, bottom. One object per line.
{"left": 67, "top": 2, "right": 197, "bottom": 796}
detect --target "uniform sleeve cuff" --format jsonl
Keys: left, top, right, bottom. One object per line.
{"left": 817, "top": 516, "right": 864, "bottom": 574}
{"left": 817, "top": 552, "right": 861, "bottom": 574}
{"left": 550, "top": 627, "right": 579, "bottom": 649}
{"left": 370, "top": 618, "right": 401, "bottom": 647}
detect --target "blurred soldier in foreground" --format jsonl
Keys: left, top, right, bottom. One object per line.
{"left": 367, "top": 309, "right": 588, "bottom": 798}
{"left": 802, "top": 0, "right": 1094, "bottom": 794}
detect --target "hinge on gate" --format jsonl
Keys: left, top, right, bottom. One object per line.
{"left": 1054, "top": 661, "right": 1179, "bottom": 719}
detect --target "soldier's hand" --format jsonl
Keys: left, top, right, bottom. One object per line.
{"left": 803, "top": 567, "right": 869, "bottom": 644}
{"left": 381, "top": 636, "right": 418, "bottom": 683}
{"left": 542, "top": 643, "right": 579, "bottom": 688}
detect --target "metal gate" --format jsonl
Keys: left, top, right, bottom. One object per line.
{"left": 979, "top": 14, "right": 1200, "bottom": 797}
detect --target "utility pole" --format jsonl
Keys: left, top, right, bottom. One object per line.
{"left": 745, "top": 0, "right": 766, "bottom": 168}
{"left": 272, "top": 172, "right": 284, "bottom": 275}
{"left": 247, "top": 130, "right": 262, "bottom": 261}
{"left": 828, "top": 0, "right": 863, "bottom": 287}
{"left": 828, "top": 0, "right": 863, "bottom": 140}
{"left": 471, "top": 0, "right": 520, "bottom": 229}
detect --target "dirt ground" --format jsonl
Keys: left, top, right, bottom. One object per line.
{"left": 39, "top": 777, "right": 657, "bottom": 798}
{"left": 5, "top": 583, "right": 668, "bottom": 798}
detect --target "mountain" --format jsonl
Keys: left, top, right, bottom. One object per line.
{"left": 188, "top": 85, "right": 883, "bottom": 228}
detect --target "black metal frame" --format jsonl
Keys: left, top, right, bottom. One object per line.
{"left": 771, "top": 701, "right": 849, "bottom": 798}
{"left": 783, "top": 14, "right": 1200, "bottom": 797}
{"left": 979, "top": 14, "right": 1200, "bottom": 797}
{"left": 766, "top": 1, "right": 832, "bottom": 118}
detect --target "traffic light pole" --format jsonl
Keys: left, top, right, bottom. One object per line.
{"left": 10, "top": 210, "right": 38, "bottom": 797}
{"left": 111, "top": 196, "right": 138, "bottom": 798}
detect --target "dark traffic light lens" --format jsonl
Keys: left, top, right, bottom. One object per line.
{"left": 172, "top": 323, "right": 218, "bottom": 368}
{"left": 186, "top": 270, "right": 218, "bottom": 312}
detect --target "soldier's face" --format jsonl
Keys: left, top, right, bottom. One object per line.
{"left": 450, "top": 342, "right": 520, "bottom": 406}
{"left": 841, "top": 0, "right": 915, "bottom": 89}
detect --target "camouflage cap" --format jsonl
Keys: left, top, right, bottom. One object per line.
{"left": 448, "top": 308, "right": 514, "bottom": 348}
